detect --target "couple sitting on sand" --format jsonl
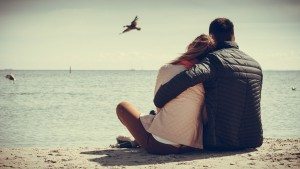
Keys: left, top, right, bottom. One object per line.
{"left": 116, "top": 18, "right": 263, "bottom": 155}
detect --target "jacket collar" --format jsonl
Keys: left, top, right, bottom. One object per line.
{"left": 216, "top": 41, "right": 239, "bottom": 50}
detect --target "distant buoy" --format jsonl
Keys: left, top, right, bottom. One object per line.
{"left": 292, "top": 87, "right": 296, "bottom": 91}
{"left": 5, "top": 74, "right": 15, "bottom": 83}
{"left": 5, "top": 74, "right": 15, "bottom": 81}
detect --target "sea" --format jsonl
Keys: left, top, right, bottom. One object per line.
{"left": 0, "top": 70, "right": 299, "bottom": 147}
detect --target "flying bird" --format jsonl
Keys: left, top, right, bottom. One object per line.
{"left": 120, "top": 16, "right": 141, "bottom": 34}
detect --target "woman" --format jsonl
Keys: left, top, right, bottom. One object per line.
{"left": 116, "top": 34, "right": 215, "bottom": 154}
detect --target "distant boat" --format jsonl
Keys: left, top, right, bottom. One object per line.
{"left": 292, "top": 87, "right": 296, "bottom": 91}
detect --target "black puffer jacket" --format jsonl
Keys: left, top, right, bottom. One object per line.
{"left": 154, "top": 41, "right": 263, "bottom": 150}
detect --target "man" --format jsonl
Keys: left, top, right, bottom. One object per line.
{"left": 154, "top": 18, "right": 263, "bottom": 150}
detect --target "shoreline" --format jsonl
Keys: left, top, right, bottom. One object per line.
{"left": 0, "top": 138, "right": 299, "bottom": 168}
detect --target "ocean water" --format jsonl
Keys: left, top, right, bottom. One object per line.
{"left": 0, "top": 70, "right": 299, "bottom": 147}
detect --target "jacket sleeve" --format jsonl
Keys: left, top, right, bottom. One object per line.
{"left": 153, "top": 56, "right": 215, "bottom": 108}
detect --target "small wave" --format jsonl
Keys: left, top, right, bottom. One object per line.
{"left": 0, "top": 92, "right": 38, "bottom": 96}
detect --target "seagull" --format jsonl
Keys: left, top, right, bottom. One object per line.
{"left": 120, "top": 16, "right": 141, "bottom": 34}
{"left": 5, "top": 74, "right": 15, "bottom": 83}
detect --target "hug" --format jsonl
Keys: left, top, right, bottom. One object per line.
{"left": 116, "top": 17, "right": 263, "bottom": 155}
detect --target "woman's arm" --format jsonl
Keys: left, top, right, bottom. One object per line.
{"left": 154, "top": 57, "right": 215, "bottom": 108}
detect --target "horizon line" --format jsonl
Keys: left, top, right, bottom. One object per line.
{"left": 1, "top": 69, "right": 300, "bottom": 71}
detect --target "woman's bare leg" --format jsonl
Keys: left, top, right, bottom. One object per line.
{"left": 116, "top": 101, "right": 149, "bottom": 147}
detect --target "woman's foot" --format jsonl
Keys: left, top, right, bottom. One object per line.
{"left": 116, "top": 135, "right": 133, "bottom": 144}
{"left": 110, "top": 135, "right": 140, "bottom": 148}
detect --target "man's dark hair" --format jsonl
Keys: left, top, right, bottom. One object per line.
{"left": 209, "top": 18, "right": 234, "bottom": 43}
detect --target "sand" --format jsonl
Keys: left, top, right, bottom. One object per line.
{"left": 0, "top": 138, "right": 299, "bottom": 169}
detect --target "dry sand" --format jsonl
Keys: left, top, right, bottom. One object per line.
{"left": 0, "top": 138, "right": 299, "bottom": 169}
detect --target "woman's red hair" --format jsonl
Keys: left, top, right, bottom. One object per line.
{"left": 171, "top": 34, "right": 215, "bottom": 66}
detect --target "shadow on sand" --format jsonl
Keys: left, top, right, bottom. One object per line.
{"left": 80, "top": 148, "right": 257, "bottom": 167}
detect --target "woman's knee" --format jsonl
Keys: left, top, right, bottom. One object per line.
{"left": 116, "top": 101, "right": 131, "bottom": 118}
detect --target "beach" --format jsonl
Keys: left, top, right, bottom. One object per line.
{"left": 0, "top": 71, "right": 299, "bottom": 168}
{"left": 0, "top": 138, "right": 299, "bottom": 169}
{"left": 1, "top": 0, "right": 300, "bottom": 168}
{"left": 0, "top": 70, "right": 299, "bottom": 168}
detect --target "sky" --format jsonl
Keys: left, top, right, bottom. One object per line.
{"left": 0, "top": 0, "right": 300, "bottom": 70}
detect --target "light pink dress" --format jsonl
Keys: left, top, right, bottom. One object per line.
{"left": 140, "top": 64, "right": 205, "bottom": 148}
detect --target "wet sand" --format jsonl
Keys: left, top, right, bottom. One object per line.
{"left": 0, "top": 138, "right": 299, "bottom": 168}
